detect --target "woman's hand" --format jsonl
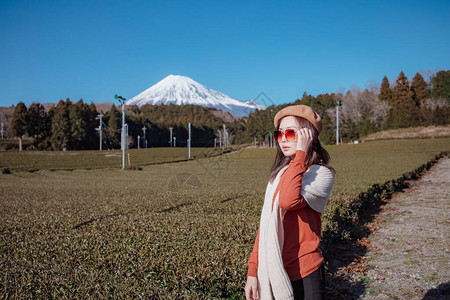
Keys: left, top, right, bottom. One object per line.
{"left": 296, "top": 127, "right": 313, "bottom": 153}
{"left": 244, "top": 276, "right": 259, "bottom": 300}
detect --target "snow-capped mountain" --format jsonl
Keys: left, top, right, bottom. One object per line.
{"left": 126, "top": 75, "right": 266, "bottom": 117}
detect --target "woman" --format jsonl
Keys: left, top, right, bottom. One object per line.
{"left": 244, "top": 105, "right": 334, "bottom": 300}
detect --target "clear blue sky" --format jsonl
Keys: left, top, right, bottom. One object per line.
{"left": 1, "top": 0, "right": 449, "bottom": 107}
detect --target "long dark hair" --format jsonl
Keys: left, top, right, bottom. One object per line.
{"left": 267, "top": 116, "right": 335, "bottom": 183}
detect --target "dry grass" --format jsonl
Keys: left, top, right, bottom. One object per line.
{"left": 361, "top": 125, "right": 450, "bottom": 142}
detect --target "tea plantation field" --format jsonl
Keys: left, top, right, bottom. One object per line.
{"left": 0, "top": 145, "right": 242, "bottom": 172}
{"left": 1, "top": 139, "right": 449, "bottom": 298}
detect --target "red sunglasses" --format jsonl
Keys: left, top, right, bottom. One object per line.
{"left": 273, "top": 129, "right": 297, "bottom": 142}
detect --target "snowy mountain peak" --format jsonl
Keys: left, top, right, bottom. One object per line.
{"left": 126, "top": 75, "right": 266, "bottom": 117}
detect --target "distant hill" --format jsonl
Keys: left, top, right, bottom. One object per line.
{"left": 94, "top": 102, "right": 114, "bottom": 114}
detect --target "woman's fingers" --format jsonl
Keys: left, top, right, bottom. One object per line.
{"left": 306, "top": 128, "right": 312, "bottom": 139}
{"left": 297, "top": 128, "right": 313, "bottom": 139}
{"left": 245, "top": 286, "right": 250, "bottom": 300}
{"left": 245, "top": 277, "right": 258, "bottom": 300}
{"left": 305, "top": 128, "right": 313, "bottom": 140}
{"left": 296, "top": 127, "right": 313, "bottom": 152}
{"left": 244, "top": 276, "right": 259, "bottom": 300}
{"left": 252, "top": 285, "right": 258, "bottom": 300}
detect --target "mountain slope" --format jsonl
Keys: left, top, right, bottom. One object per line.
{"left": 126, "top": 75, "right": 265, "bottom": 117}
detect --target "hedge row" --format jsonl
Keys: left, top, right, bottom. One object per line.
{"left": 321, "top": 151, "right": 448, "bottom": 259}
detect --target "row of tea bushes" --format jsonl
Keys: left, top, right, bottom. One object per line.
{"left": 321, "top": 151, "right": 448, "bottom": 259}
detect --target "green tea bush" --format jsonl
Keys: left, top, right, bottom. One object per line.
{"left": 321, "top": 151, "right": 447, "bottom": 259}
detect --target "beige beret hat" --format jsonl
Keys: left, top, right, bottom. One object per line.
{"left": 273, "top": 104, "right": 322, "bottom": 134}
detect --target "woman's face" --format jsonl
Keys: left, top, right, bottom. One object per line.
{"left": 277, "top": 116, "right": 300, "bottom": 158}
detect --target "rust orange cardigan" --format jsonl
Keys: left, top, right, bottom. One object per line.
{"left": 247, "top": 150, "right": 324, "bottom": 281}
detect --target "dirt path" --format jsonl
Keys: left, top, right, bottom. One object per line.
{"left": 359, "top": 157, "right": 450, "bottom": 299}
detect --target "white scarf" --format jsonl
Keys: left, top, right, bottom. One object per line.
{"left": 257, "top": 163, "right": 334, "bottom": 300}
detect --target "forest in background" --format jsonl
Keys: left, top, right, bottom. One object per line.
{"left": 236, "top": 70, "right": 450, "bottom": 145}
{"left": 2, "top": 70, "right": 450, "bottom": 151}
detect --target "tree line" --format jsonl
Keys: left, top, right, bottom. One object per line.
{"left": 236, "top": 70, "right": 449, "bottom": 144}
{"left": 8, "top": 70, "right": 450, "bottom": 150}
{"left": 9, "top": 99, "right": 234, "bottom": 151}
{"left": 11, "top": 99, "right": 99, "bottom": 151}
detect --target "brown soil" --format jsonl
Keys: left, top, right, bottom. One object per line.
{"left": 327, "top": 158, "right": 450, "bottom": 299}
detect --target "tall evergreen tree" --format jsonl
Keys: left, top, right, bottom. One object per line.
{"left": 51, "top": 100, "right": 71, "bottom": 150}
{"left": 68, "top": 100, "right": 87, "bottom": 150}
{"left": 392, "top": 71, "right": 412, "bottom": 109}
{"left": 45, "top": 106, "right": 57, "bottom": 150}
{"left": 27, "top": 102, "right": 49, "bottom": 149}
{"left": 379, "top": 76, "right": 393, "bottom": 106}
{"left": 11, "top": 102, "right": 28, "bottom": 151}
{"left": 430, "top": 70, "right": 450, "bottom": 101}
{"left": 392, "top": 71, "right": 418, "bottom": 127}
{"left": 105, "top": 104, "right": 121, "bottom": 149}
{"left": 411, "top": 72, "right": 429, "bottom": 106}
{"left": 84, "top": 102, "right": 99, "bottom": 150}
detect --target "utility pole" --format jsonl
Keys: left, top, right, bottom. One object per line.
{"left": 126, "top": 123, "right": 129, "bottom": 149}
{"left": 169, "top": 127, "right": 173, "bottom": 147}
{"left": 115, "top": 94, "right": 126, "bottom": 169}
{"left": 95, "top": 114, "right": 104, "bottom": 151}
{"left": 222, "top": 124, "right": 227, "bottom": 147}
{"left": 269, "top": 131, "right": 273, "bottom": 148}
{"left": 142, "top": 126, "right": 147, "bottom": 148}
{"left": 188, "top": 122, "right": 191, "bottom": 159}
{"left": 173, "top": 137, "right": 176, "bottom": 147}
{"left": 225, "top": 130, "right": 229, "bottom": 147}
{"left": 336, "top": 100, "right": 342, "bottom": 145}
{"left": 1, "top": 122, "right": 4, "bottom": 139}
